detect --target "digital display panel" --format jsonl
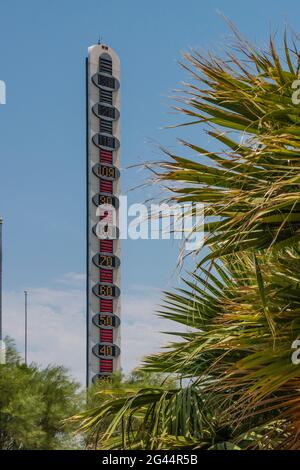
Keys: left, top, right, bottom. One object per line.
{"left": 100, "top": 314, "right": 120, "bottom": 328}
{"left": 92, "top": 283, "right": 121, "bottom": 299}
{"left": 92, "top": 103, "right": 120, "bottom": 121}
{"left": 98, "top": 75, "right": 116, "bottom": 89}
{"left": 92, "top": 223, "right": 119, "bottom": 240}
{"left": 101, "top": 315, "right": 114, "bottom": 327}
{"left": 92, "top": 133, "right": 120, "bottom": 151}
{"left": 99, "top": 344, "right": 114, "bottom": 357}
{"left": 92, "top": 193, "right": 119, "bottom": 208}
{"left": 92, "top": 73, "right": 120, "bottom": 91}
{"left": 92, "top": 253, "right": 120, "bottom": 269}
{"left": 99, "top": 104, "right": 116, "bottom": 119}
{"left": 92, "top": 343, "right": 121, "bottom": 359}
{"left": 92, "top": 374, "right": 113, "bottom": 384}
{"left": 98, "top": 134, "right": 116, "bottom": 149}
{"left": 92, "top": 313, "right": 121, "bottom": 329}
{"left": 92, "top": 163, "right": 120, "bottom": 180}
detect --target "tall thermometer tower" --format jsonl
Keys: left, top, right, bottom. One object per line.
{"left": 86, "top": 44, "right": 121, "bottom": 387}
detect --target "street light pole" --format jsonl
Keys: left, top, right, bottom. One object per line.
{"left": 24, "top": 290, "right": 28, "bottom": 365}
{"left": 0, "top": 218, "right": 3, "bottom": 343}
{"left": 0, "top": 218, "right": 5, "bottom": 365}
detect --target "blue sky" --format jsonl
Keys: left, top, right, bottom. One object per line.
{"left": 0, "top": 0, "right": 299, "bottom": 382}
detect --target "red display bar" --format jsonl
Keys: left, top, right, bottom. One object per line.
{"left": 100, "top": 269, "right": 113, "bottom": 283}
{"left": 100, "top": 180, "right": 113, "bottom": 193}
{"left": 100, "top": 149, "right": 113, "bottom": 164}
{"left": 100, "top": 328, "right": 113, "bottom": 342}
{"left": 100, "top": 299, "right": 113, "bottom": 313}
{"left": 99, "top": 209, "right": 113, "bottom": 223}
{"left": 100, "top": 358, "right": 113, "bottom": 373}
{"left": 100, "top": 240, "right": 113, "bottom": 253}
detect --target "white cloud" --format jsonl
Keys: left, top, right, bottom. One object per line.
{"left": 3, "top": 286, "right": 85, "bottom": 384}
{"left": 122, "top": 290, "right": 182, "bottom": 373}
{"left": 3, "top": 275, "right": 183, "bottom": 385}
{"left": 56, "top": 272, "right": 86, "bottom": 286}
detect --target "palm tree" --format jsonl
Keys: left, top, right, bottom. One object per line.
{"left": 72, "top": 28, "right": 300, "bottom": 449}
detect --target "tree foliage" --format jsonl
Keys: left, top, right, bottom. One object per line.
{"left": 0, "top": 337, "right": 82, "bottom": 449}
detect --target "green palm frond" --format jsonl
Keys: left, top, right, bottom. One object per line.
{"left": 144, "top": 250, "right": 300, "bottom": 440}
{"left": 151, "top": 35, "right": 300, "bottom": 260}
